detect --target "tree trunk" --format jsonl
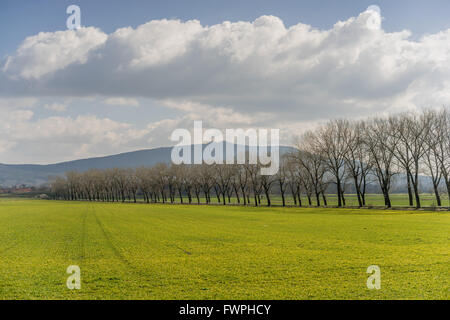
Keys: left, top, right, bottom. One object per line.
{"left": 265, "top": 190, "right": 271, "bottom": 207}
{"left": 315, "top": 192, "right": 321, "bottom": 207}
{"left": 216, "top": 192, "right": 221, "bottom": 203}
{"left": 341, "top": 191, "right": 346, "bottom": 207}
{"left": 336, "top": 179, "right": 342, "bottom": 207}
{"left": 354, "top": 176, "right": 362, "bottom": 207}
{"left": 291, "top": 188, "right": 297, "bottom": 206}
{"left": 178, "top": 189, "right": 183, "bottom": 203}
{"left": 361, "top": 176, "right": 367, "bottom": 206}
{"left": 241, "top": 187, "right": 247, "bottom": 205}
{"left": 433, "top": 183, "right": 442, "bottom": 207}
{"left": 413, "top": 183, "right": 421, "bottom": 209}
{"left": 413, "top": 171, "right": 421, "bottom": 209}
{"left": 407, "top": 171, "right": 414, "bottom": 206}
{"left": 382, "top": 187, "right": 391, "bottom": 207}
{"left": 234, "top": 186, "right": 240, "bottom": 204}
{"left": 322, "top": 193, "right": 327, "bottom": 206}
{"left": 446, "top": 178, "right": 450, "bottom": 208}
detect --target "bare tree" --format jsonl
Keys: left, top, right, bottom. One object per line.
{"left": 296, "top": 132, "right": 328, "bottom": 207}
{"left": 245, "top": 163, "right": 262, "bottom": 206}
{"left": 342, "top": 120, "right": 372, "bottom": 207}
{"left": 314, "top": 120, "right": 349, "bottom": 207}
{"left": 213, "top": 164, "right": 234, "bottom": 205}
{"left": 199, "top": 163, "right": 213, "bottom": 204}
{"left": 285, "top": 157, "right": 302, "bottom": 206}
{"left": 387, "top": 113, "right": 431, "bottom": 208}
{"left": 422, "top": 110, "right": 445, "bottom": 206}
{"left": 260, "top": 173, "right": 276, "bottom": 206}
{"left": 154, "top": 163, "right": 168, "bottom": 203}
{"left": 364, "top": 118, "right": 398, "bottom": 207}
{"left": 275, "top": 157, "right": 288, "bottom": 206}
{"left": 189, "top": 165, "right": 203, "bottom": 204}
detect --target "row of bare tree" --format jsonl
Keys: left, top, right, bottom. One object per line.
{"left": 295, "top": 108, "right": 450, "bottom": 208}
{"left": 51, "top": 108, "right": 450, "bottom": 208}
{"left": 51, "top": 162, "right": 303, "bottom": 206}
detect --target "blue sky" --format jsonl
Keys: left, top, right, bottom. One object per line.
{"left": 1, "top": 1, "right": 450, "bottom": 163}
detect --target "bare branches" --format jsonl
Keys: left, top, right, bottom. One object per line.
{"left": 50, "top": 107, "right": 450, "bottom": 208}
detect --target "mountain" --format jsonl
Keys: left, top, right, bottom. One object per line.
{"left": 0, "top": 144, "right": 296, "bottom": 186}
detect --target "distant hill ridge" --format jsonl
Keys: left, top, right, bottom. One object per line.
{"left": 0, "top": 144, "right": 295, "bottom": 186}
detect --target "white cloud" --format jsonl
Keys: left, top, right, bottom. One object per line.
{"left": 0, "top": 97, "right": 37, "bottom": 109}
{"left": 2, "top": 9, "right": 449, "bottom": 121}
{"left": 1, "top": 8, "right": 450, "bottom": 163}
{"left": 44, "top": 103, "right": 67, "bottom": 112}
{"left": 160, "top": 99, "right": 272, "bottom": 126}
{"left": 0, "top": 112, "right": 149, "bottom": 163}
{"left": 104, "top": 97, "right": 139, "bottom": 107}
{"left": 3, "top": 27, "right": 107, "bottom": 79}
{"left": 108, "top": 19, "right": 203, "bottom": 69}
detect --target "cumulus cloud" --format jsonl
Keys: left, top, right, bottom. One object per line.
{"left": 3, "top": 27, "right": 107, "bottom": 79}
{"left": 44, "top": 103, "right": 67, "bottom": 112}
{"left": 104, "top": 97, "right": 140, "bottom": 107}
{"left": 2, "top": 9, "right": 450, "bottom": 120}
{"left": 0, "top": 112, "right": 148, "bottom": 163}
{"left": 0, "top": 97, "right": 37, "bottom": 109}
{"left": 107, "top": 19, "right": 203, "bottom": 69}
{"left": 1, "top": 8, "right": 450, "bottom": 163}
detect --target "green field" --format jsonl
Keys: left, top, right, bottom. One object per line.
{"left": 0, "top": 199, "right": 448, "bottom": 299}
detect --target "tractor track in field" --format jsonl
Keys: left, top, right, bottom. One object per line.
{"left": 170, "top": 244, "right": 192, "bottom": 255}
{"left": 92, "top": 207, "right": 132, "bottom": 268}
{"left": 79, "top": 206, "right": 88, "bottom": 262}
{"left": 91, "top": 206, "right": 154, "bottom": 280}
{"left": 91, "top": 207, "right": 155, "bottom": 280}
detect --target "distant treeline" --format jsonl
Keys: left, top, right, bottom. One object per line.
{"left": 51, "top": 108, "right": 450, "bottom": 208}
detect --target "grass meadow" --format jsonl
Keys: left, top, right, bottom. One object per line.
{"left": 0, "top": 199, "right": 448, "bottom": 299}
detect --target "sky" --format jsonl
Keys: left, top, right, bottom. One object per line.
{"left": 1, "top": 0, "right": 450, "bottom": 164}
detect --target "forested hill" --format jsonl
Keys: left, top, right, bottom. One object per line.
{"left": 0, "top": 145, "right": 295, "bottom": 186}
